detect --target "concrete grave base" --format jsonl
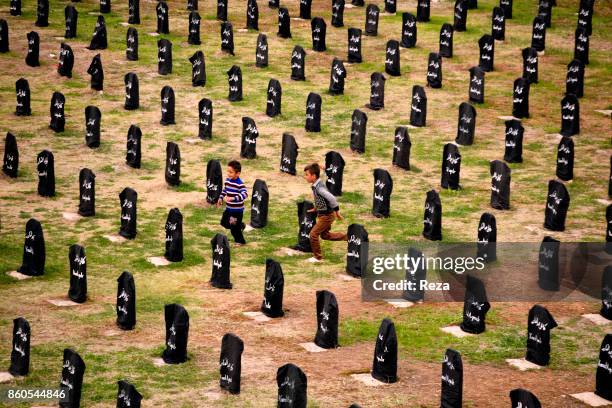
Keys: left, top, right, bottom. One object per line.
{"left": 7, "top": 271, "right": 33, "bottom": 280}
{"left": 47, "top": 299, "right": 80, "bottom": 307}
{"left": 299, "top": 342, "right": 328, "bottom": 353}
{"left": 441, "top": 325, "right": 474, "bottom": 338}
{"left": 147, "top": 256, "right": 171, "bottom": 267}
{"left": 506, "top": 358, "right": 543, "bottom": 371}
{"left": 0, "top": 372, "right": 14, "bottom": 383}
{"left": 386, "top": 299, "right": 414, "bottom": 308}
{"left": 350, "top": 373, "right": 387, "bottom": 387}
{"left": 569, "top": 392, "right": 612, "bottom": 407}
{"left": 243, "top": 311, "right": 272, "bottom": 322}
{"left": 62, "top": 212, "right": 82, "bottom": 221}
{"left": 104, "top": 234, "right": 127, "bottom": 243}
{"left": 582, "top": 314, "right": 611, "bottom": 326}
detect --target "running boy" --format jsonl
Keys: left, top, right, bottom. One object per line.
{"left": 303, "top": 163, "right": 347, "bottom": 262}
{"left": 217, "top": 160, "right": 248, "bottom": 245}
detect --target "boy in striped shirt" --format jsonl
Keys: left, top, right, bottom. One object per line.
{"left": 217, "top": 160, "right": 248, "bottom": 245}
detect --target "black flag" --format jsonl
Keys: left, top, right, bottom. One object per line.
{"left": 266, "top": 79, "right": 282, "bottom": 117}
{"left": 423, "top": 190, "right": 442, "bottom": 240}
{"left": 59, "top": 349, "right": 85, "bottom": 408}
{"left": 441, "top": 143, "right": 461, "bottom": 190}
{"left": 277, "top": 364, "right": 307, "bottom": 407}
{"left": 427, "top": 52, "right": 442, "bottom": 88}
{"left": 468, "top": 66, "right": 485, "bottom": 104}
{"left": 198, "top": 98, "right": 213, "bottom": 139}
{"left": 372, "top": 168, "right": 393, "bottom": 218}
{"left": 531, "top": 16, "right": 546, "bottom": 52}
{"left": 278, "top": 7, "right": 292, "bottom": 38}
{"left": 221, "top": 21, "right": 234, "bottom": 55}
{"left": 595, "top": 334, "right": 612, "bottom": 401}
{"left": 37, "top": 150, "right": 55, "bottom": 197}
{"left": 491, "top": 7, "right": 505, "bottom": 41}
{"left": 18, "top": 219, "right": 45, "bottom": 276}
{"left": 250, "top": 179, "right": 269, "bottom": 228}
{"left": 512, "top": 77, "right": 530, "bottom": 119}
{"left": 401, "top": 13, "right": 417, "bottom": 48}
{"left": 392, "top": 126, "right": 411, "bottom": 170}
{"left": 188, "top": 11, "right": 201, "bottom": 45}
{"left": 64, "top": 6, "right": 77, "bottom": 39}
{"left": 227, "top": 65, "right": 243, "bottom": 101}
{"left": 117, "top": 381, "right": 142, "bottom": 408}
{"left": 347, "top": 28, "right": 362, "bottom": 63}
{"left": 410, "top": 85, "right": 427, "bottom": 127}
{"left": 247, "top": 0, "right": 259, "bottom": 30}
{"left": 329, "top": 58, "right": 346, "bottom": 94}
{"left": 87, "top": 54, "right": 104, "bottom": 91}
{"left": 124, "top": 73, "right": 139, "bottom": 110}
{"left": 2, "top": 132, "right": 18, "bottom": 178}
{"left": 88, "top": 15, "right": 107, "bottom": 50}
{"left": 190, "top": 50, "right": 206, "bottom": 87}
{"left": 165, "top": 142, "right": 180, "bottom": 186}
{"left": 156, "top": 1, "right": 169, "bottom": 34}
{"left": 128, "top": 0, "right": 139, "bottom": 24}
{"left": 15, "top": 78, "right": 31, "bottom": 116}
{"left": 210, "top": 233, "right": 232, "bottom": 289}
{"left": 241, "top": 117, "right": 259, "bottom": 159}
{"left": 256, "top": 33, "right": 268, "bottom": 67}
{"left": 490, "top": 160, "right": 510, "bottom": 209}
{"left": 280, "top": 133, "right": 299, "bottom": 175}
{"left": 509, "top": 389, "right": 541, "bottom": 408}
{"left": 126, "top": 125, "right": 141, "bottom": 168}
{"left": 439, "top": 23, "right": 453, "bottom": 58}
{"left": 119, "top": 187, "right": 137, "bottom": 239}
{"left": 544, "top": 180, "right": 569, "bottom": 231}
{"left": 365, "top": 4, "right": 379, "bottom": 36}
{"left": 160, "top": 86, "right": 175, "bottom": 125}
{"left": 476, "top": 213, "right": 496, "bottom": 262}
{"left": 346, "top": 224, "right": 368, "bottom": 277}
{"left": 560, "top": 94, "right": 579, "bottom": 136}
{"left": 350, "top": 109, "right": 367, "bottom": 153}
{"left": 440, "top": 348, "right": 463, "bottom": 407}
{"left": 566, "top": 59, "right": 584, "bottom": 98}
{"left": 26, "top": 31, "right": 40, "bottom": 67}
{"left": 455, "top": 102, "right": 476, "bottom": 145}
{"left": 460, "top": 275, "right": 490, "bottom": 333}
{"left": 293, "top": 200, "right": 315, "bottom": 252}
{"left": 556, "top": 136, "right": 574, "bottom": 181}
{"left": 85, "top": 105, "right": 101, "bottom": 148}
{"left": 261, "top": 258, "right": 284, "bottom": 317}
{"left": 314, "top": 290, "right": 339, "bottom": 348}
{"left": 332, "top": 0, "right": 345, "bottom": 27}
{"left": 68, "top": 244, "right": 87, "bottom": 303}
{"left": 385, "top": 40, "right": 400, "bottom": 76}
{"left": 305, "top": 92, "right": 322, "bottom": 132}
{"left": 165, "top": 208, "right": 183, "bottom": 262}
{"left": 219, "top": 333, "right": 243, "bottom": 394}
{"left": 522, "top": 47, "right": 538, "bottom": 84}
{"left": 367, "top": 72, "right": 385, "bottom": 110}
{"left": 478, "top": 34, "right": 494, "bottom": 72}
{"left": 36, "top": 0, "right": 49, "bottom": 27}
{"left": 206, "top": 159, "right": 223, "bottom": 204}
{"left": 291, "top": 46, "right": 306, "bottom": 81}
{"left": 311, "top": 17, "right": 326, "bottom": 51}
{"left": 525, "top": 304, "right": 557, "bottom": 366}
{"left": 537, "top": 236, "right": 560, "bottom": 291}
{"left": 162, "top": 304, "right": 189, "bottom": 364}
{"left": 126, "top": 28, "right": 138, "bottom": 61}
{"left": 78, "top": 168, "right": 95, "bottom": 217}
{"left": 49, "top": 91, "right": 66, "bottom": 133}
{"left": 417, "top": 0, "right": 430, "bottom": 22}
{"left": 371, "top": 318, "right": 398, "bottom": 383}
{"left": 325, "top": 151, "right": 345, "bottom": 196}
{"left": 453, "top": 0, "right": 467, "bottom": 32}
{"left": 504, "top": 119, "right": 523, "bottom": 163}
{"left": 9, "top": 317, "right": 30, "bottom": 376}
{"left": 158, "top": 39, "right": 172, "bottom": 75}
{"left": 116, "top": 271, "right": 136, "bottom": 330}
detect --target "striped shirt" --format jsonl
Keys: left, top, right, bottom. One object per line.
{"left": 220, "top": 177, "right": 248, "bottom": 212}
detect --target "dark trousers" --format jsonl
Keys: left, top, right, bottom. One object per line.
{"left": 221, "top": 209, "right": 246, "bottom": 244}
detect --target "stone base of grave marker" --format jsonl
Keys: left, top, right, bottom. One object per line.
{"left": 0, "top": 372, "right": 14, "bottom": 383}
{"left": 582, "top": 314, "right": 611, "bottom": 326}
{"left": 350, "top": 373, "right": 387, "bottom": 386}
{"left": 147, "top": 32, "right": 160, "bottom": 36}
{"left": 441, "top": 325, "right": 474, "bottom": 338}
{"left": 596, "top": 199, "right": 612, "bottom": 206}
{"left": 299, "top": 342, "right": 328, "bottom": 353}
{"left": 243, "top": 311, "right": 272, "bottom": 322}
{"left": 152, "top": 357, "right": 169, "bottom": 367}
{"left": 120, "top": 22, "right": 130, "bottom": 26}
{"left": 497, "top": 115, "right": 520, "bottom": 121}
{"left": 7, "top": 271, "right": 33, "bottom": 280}
{"left": 340, "top": 274, "right": 359, "bottom": 282}
{"left": 47, "top": 299, "right": 80, "bottom": 307}
{"left": 570, "top": 392, "right": 612, "bottom": 407}
{"left": 244, "top": 224, "right": 255, "bottom": 232}
{"left": 386, "top": 299, "right": 414, "bottom": 308}
{"left": 104, "top": 234, "right": 127, "bottom": 243}
{"left": 506, "top": 358, "right": 543, "bottom": 371}
{"left": 62, "top": 212, "right": 82, "bottom": 221}
{"left": 185, "top": 138, "right": 202, "bottom": 144}
{"left": 282, "top": 247, "right": 303, "bottom": 256}
{"left": 595, "top": 110, "right": 611, "bottom": 116}
{"left": 147, "top": 256, "right": 171, "bottom": 266}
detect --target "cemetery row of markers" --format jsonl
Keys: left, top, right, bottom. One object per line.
{"left": 1, "top": 0, "right": 608, "bottom": 406}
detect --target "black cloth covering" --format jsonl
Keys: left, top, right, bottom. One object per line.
{"left": 372, "top": 168, "right": 393, "bottom": 218}
{"left": 18, "top": 218, "right": 45, "bottom": 276}
{"left": 477, "top": 212, "right": 496, "bottom": 262}
{"left": 188, "top": 12, "right": 201, "bottom": 45}
{"left": 165, "top": 142, "right": 181, "bottom": 186}
{"left": 59, "top": 349, "right": 85, "bottom": 408}
{"left": 124, "top": 73, "right": 139, "bottom": 110}
{"left": 346, "top": 224, "right": 368, "bottom": 277}
{"left": 117, "top": 380, "right": 142, "bottom": 408}
{"left": 165, "top": 208, "right": 183, "bottom": 262}
{"left": 392, "top": 126, "right": 411, "bottom": 170}
{"left": 15, "top": 78, "right": 31, "bottom": 116}
{"left": 427, "top": 53, "right": 442, "bottom": 88}
{"left": 560, "top": 94, "right": 580, "bottom": 136}
{"left": 68, "top": 244, "right": 87, "bottom": 303}
{"left": 49, "top": 91, "right": 65, "bottom": 133}
{"left": 439, "top": 23, "right": 453, "bottom": 58}
{"left": 367, "top": 72, "right": 385, "bottom": 110}
{"left": 126, "top": 125, "right": 141, "bottom": 168}
{"left": 206, "top": 159, "right": 223, "bottom": 204}
{"left": 556, "top": 136, "right": 574, "bottom": 181}
{"left": 544, "top": 179, "right": 569, "bottom": 231}
{"left": 278, "top": 7, "right": 291, "bottom": 38}
{"left": 261, "top": 258, "right": 284, "bottom": 317}
{"left": 490, "top": 159, "right": 510, "bottom": 209}
{"left": 256, "top": 33, "right": 267, "bottom": 67}
{"left": 325, "top": 151, "right": 345, "bottom": 196}
{"left": 266, "top": 79, "right": 282, "bottom": 117}
{"left": 401, "top": 13, "right": 417, "bottom": 48}
{"left": 280, "top": 133, "right": 299, "bottom": 175}
{"left": 291, "top": 46, "right": 306, "bottom": 81}
{"left": 329, "top": 58, "right": 347, "bottom": 94}
{"left": 2, "top": 132, "right": 18, "bottom": 178}
{"left": 348, "top": 28, "right": 362, "bottom": 63}
{"left": 410, "top": 85, "right": 427, "bottom": 127}
{"left": 525, "top": 304, "right": 557, "bottom": 366}
{"left": 227, "top": 65, "right": 243, "bottom": 101}
{"left": 371, "top": 318, "right": 398, "bottom": 383}
{"left": 247, "top": 0, "right": 259, "bottom": 30}
{"left": 241, "top": 117, "right": 259, "bottom": 159}
{"left": 162, "top": 304, "right": 189, "bottom": 364}
{"left": 190, "top": 50, "right": 206, "bottom": 87}
{"left": 219, "top": 333, "right": 243, "bottom": 394}
{"left": 468, "top": 66, "right": 485, "bottom": 104}
{"left": 210, "top": 233, "right": 232, "bottom": 288}
{"left": 595, "top": 334, "right": 612, "bottom": 401}
{"left": 522, "top": 47, "right": 538, "bottom": 84}
{"left": 440, "top": 348, "right": 463, "bottom": 407}
{"left": 305, "top": 92, "right": 321, "bottom": 132}
{"left": 314, "top": 290, "right": 339, "bottom": 348}
{"left": 566, "top": 59, "right": 584, "bottom": 98}
{"left": 116, "top": 271, "right": 136, "bottom": 330}
{"left": 537, "top": 236, "right": 560, "bottom": 291}
{"left": 512, "top": 77, "right": 530, "bottom": 119}
{"left": 455, "top": 102, "right": 476, "bottom": 145}
{"left": 311, "top": 17, "right": 326, "bottom": 51}
{"left": 509, "top": 389, "right": 541, "bottom": 408}
{"left": 350, "top": 109, "right": 367, "bottom": 154}
{"left": 119, "top": 187, "right": 137, "bottom": 239}
{"left": 460, "top": 275, "right": 490, "bottom": 333}
{"left": 158, "top": 39, "right": 172, "bottom": 75}
{"left": 292, "top": 200, "right": 315, "bottom": 252}
{"left": 221, "top": 21, "right": 234, "bottom": 55}
{"left": 156, "top": 2, "right": 169, "bottom": 34}
{"left": 441, "top": 143, "right": 461, "bottom": 190}
{"left": 88, "top": 15, "right": 107, "bottom": 50}
{"left": 160, "top": 86, "right": 175, "bottom": 125}
{"left": 88, "top": 54, "right": 104, "bottom": 91}
{"left": 423, "top": 190, "right": 442, "bottom": 241}
{"left": 250, "top": 179, "right": 269, "bottom": 228}
{"left": 85, "top": 105, "right": 101, "bottom": 148}
{"left": 37, "top": 150, "right": 55, "bottom": 197}
{"left": 26, "top": 31, "right": 40, "bottom": 67}
{"left": 78, "top": 168, "right": 95, "bottom": 217}
{"left": 277, "top": 363, "right": 307, "bottom": 407}
{"left": 365, "top": 4, "right": 379, "bottom": 36}
{"left": 9, "top": 317, "right": 30, "bottom": 376}
{"left": 64, "top": 6, "right": 78, "bottom": 39}
{"left": 126, "top": 28, "right": 138, "bottom": 61}
{"left": 504, "top": 119, "right": 523, "bottom": 163}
